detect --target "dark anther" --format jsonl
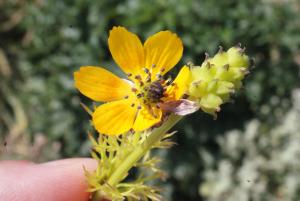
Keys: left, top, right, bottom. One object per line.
{"left": 129, "top": 128, "right": 135, "bottom": 133}
{"left": 137, "top": 105, "right": 142, "bottom": 110}
{"left": 160, "top": 68, "right": 166, "bottom": 72}
{"left": 152, "top": 64, "right": 156, "bottom": 68}
{"left": 146, "top": 76, "right": 151, "bottom": 83}
{"left": 137, "top": 93, "right": 142, "bottom": 98}
{"left": 156, "top": 104, "right": 160, "bottom": 109}
{"left": 134, "top": 75, "right": 142, "bottom": 80}
{"left": 124, "top": 95, "right": 129, "bottom": 99}
{"left": 171, "top": 83, "right": 175, "bottom": 86}
{"left": 143, "top": 68, "right": 149, "bottom": 74}
{"left": 131, "top": 103, "right": 135, "bottom": 107}
{"left": 131, "top": 88, "right": 138, "bottom": 93}
{"left": 127, "top": 73, "right": 132, "bottom": 77}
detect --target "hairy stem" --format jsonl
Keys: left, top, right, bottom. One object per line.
{"left": 92, "top": 114, "right": 182, "bottom": 201}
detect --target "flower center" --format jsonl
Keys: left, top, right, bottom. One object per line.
{"left": 146, "top": 81, "right": 165, "bottom": 103}
{"left": 126, "top": 66, "right": 174, "bottom": 109}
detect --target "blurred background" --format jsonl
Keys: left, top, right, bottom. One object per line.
{"left": 1, "top": 0, "right": 300, "bottom": 200}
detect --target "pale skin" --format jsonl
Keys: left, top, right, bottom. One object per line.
{"left": 0, "top": 158, "right": 97, "bottom": 201}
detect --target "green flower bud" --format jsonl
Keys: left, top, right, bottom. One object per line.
{"left": 188, "top": 46, "right": 250, "bottom": 117}
{"left": 227, "top": 47, "right": 249, "bottom": 68}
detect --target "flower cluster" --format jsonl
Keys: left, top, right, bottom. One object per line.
{"left": 188, "top": 46, "right": 250, "bottom": 117}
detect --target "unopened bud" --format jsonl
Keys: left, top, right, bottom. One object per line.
{"left": 187, "top": 46, "right": 250, "bottom": 117}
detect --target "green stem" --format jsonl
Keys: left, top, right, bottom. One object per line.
{"left": 91, "top": 114, "right": 182, "bottom": 201}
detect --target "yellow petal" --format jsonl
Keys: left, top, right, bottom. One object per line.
{"left": 133, "top": 105, "right": 162, "bottom": 131}
{"left": 108, "top": 26, "right": 145, "bottom": 76}
{"left": 144, "top": 31, "right": 183, "bottom": 78}
{"left": 166, "top": 65, "right": 191, "bottom": 100}
{"left": 92, "top": 99, "right": 137, "bottom": 135}
{"left": 74, "top": 66, "right": 131, "bottom": 102}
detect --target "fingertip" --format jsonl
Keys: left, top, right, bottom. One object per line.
{"left": 37, "top": 158, "right": 97, "bottom": 201}
{"left": 41, "top": 158, "right": 97, "bottom": 171}
{"left": 0, "top": 158, "right": 97, "bottom": 201}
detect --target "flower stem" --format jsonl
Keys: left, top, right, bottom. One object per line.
{"left": 91, "top": 114, "right": 182, "bottom": 201}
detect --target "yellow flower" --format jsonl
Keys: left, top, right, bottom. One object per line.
{"left": 74, "top": 26, "right": 190, "bottom": 136}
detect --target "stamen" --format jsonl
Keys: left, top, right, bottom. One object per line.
{"left": 129, "top": 128, "right": 135, "bottom": 134}
{"left": 152, "top": 64, "right": 156, "bottom": 68}
{"left": 137, "top": 93, "right": 142, "bottom": 98}
{"left": 160, "top": 68, "right": 165, "bottom": 72}
{"left": 156, "top": 104, "right": 160, "bottom": 109}
{"left": 124, "top": 95, "right": 129, "bottom": 99}
{"left": 143, "top": 68, "right": 150, "bottom": 74}
{"left": 131, "top": 103, "right": 135, "bottom": 107}
{"left": 137, "top": 105, "right": 142, "bottom": 110}
{"left": 131, "top": 88, "right": 138, "bottom": 93}
{"left": 146, "top": 76, "right": 151, "bottom": 83}
{"left": 127, "top": 73, "right": 132, "bottom": 77}
{"left": 134, "top": 75, "right": 142, "bottom": 80}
